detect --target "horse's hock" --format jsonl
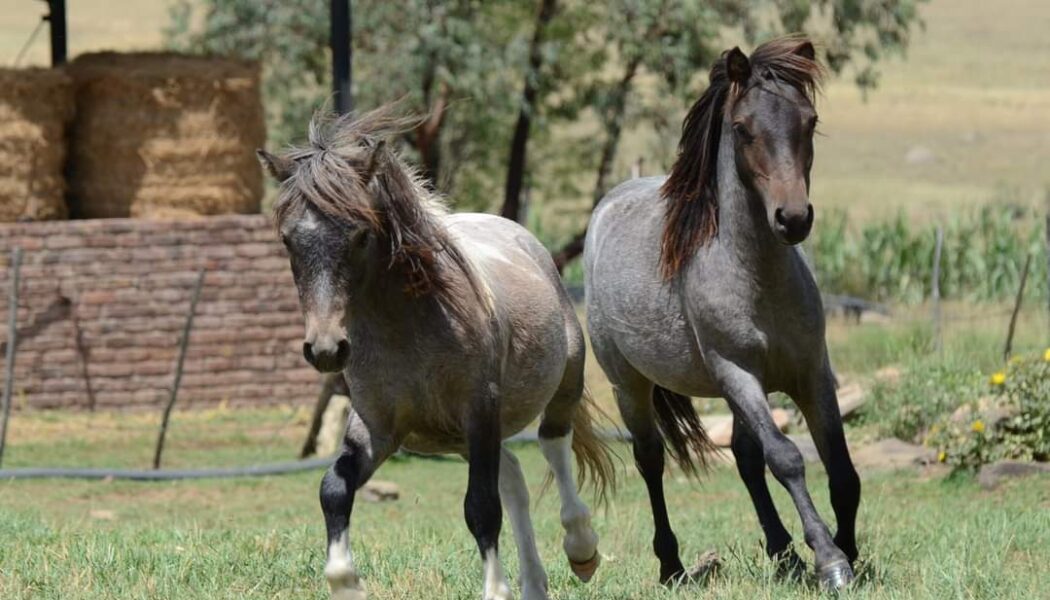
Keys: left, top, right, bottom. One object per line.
{"left": 0, "top": 68, "right": 75, "bottom": 223}
{"left": 67, "top": 53, "right": 265, "bottom": 219}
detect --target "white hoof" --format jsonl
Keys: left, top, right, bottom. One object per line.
{"left": 326, "top": 563, "right": 366, "bottom": 600}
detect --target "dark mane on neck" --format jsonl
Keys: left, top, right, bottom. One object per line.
{"left": 272, "top": 105, "right": 486, "bottom": 322}
{"left": 659, "top": 36, "right": 824, "bottom": 279}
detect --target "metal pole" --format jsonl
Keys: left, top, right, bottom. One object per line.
{"left": 330, "top": 0, "right": 353, "bottom": 115}
{"left": 153, "top": 270, "right": 205, "bottom": 469}
{"left": 1003, "top": 253, "right": 1032, "bottom": 363}
{"left": 47, "top": 0, "right": 67, "bottom": 66}
{"left": 0, "top": 248, "right": 23, "bottom": 467}
{"left": 931, "top": 226, "right": 943, "bottom": 353}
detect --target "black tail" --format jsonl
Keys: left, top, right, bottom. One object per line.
{"left": 652, "top": 385, "right": 718, "bottom": 478}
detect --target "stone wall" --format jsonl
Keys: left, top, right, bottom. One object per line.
{"left": 0, "top": 215, "right": 320, "bottom": 410}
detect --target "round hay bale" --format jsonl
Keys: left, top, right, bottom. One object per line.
{"left": 68, "top": 53, "right": 265, "bottom": 219}
{"left": 0, "top": 68, "right": 73, "bottom": 222}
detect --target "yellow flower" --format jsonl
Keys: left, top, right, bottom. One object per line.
{"left": 990, "top": 371, "right": 1006, "bottom": 386}
{"left": 1044, "top": 348, "right": 1050, "bottom": 362}
{"left": 971, "top": 420, "right": 985, "bottom": 434}
{"left": 937, "top": 451, "right": 947, "bottom": 463}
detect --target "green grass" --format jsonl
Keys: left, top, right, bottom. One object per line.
{"left": 1, "top": 409, "right": 1048, "bottom": 599}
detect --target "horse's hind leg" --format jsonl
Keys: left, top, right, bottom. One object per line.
{"left": 499, "top": 446, "right": 549, "bottom": 600}
{"left": 613, "top": 377, "right": 689, "bottom": 585}
{"left": 731, "top": 415, "right": 804, "bottom": 576}
{"left": 794, "top": 363, "right": 861, "bottom": 564}
{"left": 538, "top": 354, "right": 600, "bottom": 583}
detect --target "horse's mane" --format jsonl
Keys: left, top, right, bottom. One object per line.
{"left": 659, "top": 36, "right": 825, "bottom": 279}
{"left": 272, "top": 104, "right": 486, "bottom": 322}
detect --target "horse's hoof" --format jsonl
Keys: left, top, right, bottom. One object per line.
{"left": 326, "top": 564, "right": 366, "bottom": 600}
{"left": 817, "top": 559, "right": 855, "bottom": 590}
{"left": 569, "top": 552, "right": 600, "bottom": 582}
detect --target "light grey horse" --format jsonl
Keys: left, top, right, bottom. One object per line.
{"left": 258, "top": 107, "right": 614, "bottom": 600}
{"left": 584, "top": 37, "right": 859, "bottom": 590}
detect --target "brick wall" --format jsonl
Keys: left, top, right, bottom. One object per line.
{"left": 0, "top": 215, "right": 321, "bottom": 410}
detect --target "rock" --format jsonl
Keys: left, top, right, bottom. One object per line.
{"left": 705, "top": 416, "right": 733, "bottom": 448}
{"left": 359, "top": 480, "right": 400, "bottom": 502}
{"left": 787, "top": 435, "right": 822, "bottom": 463}
{"left": 837, "top": 383, "right": 867, "bottom": 419}
{"left": 905, "top": 145, "right": 937, "bottom": 165}
{"left": 706, "top": 411, "right": 791, "bottom": 448}
{"left": 771, "top": 408, "right": 793, "bottom": 432}
{"left": 978, "top": 461, "right": 1050, "bottom": 490}
{"left": 851, "top": 438, "right": 935, "bottom": 472}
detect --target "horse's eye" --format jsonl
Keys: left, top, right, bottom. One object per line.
{"left": 280, "top": 234, "right": 290, "bottom": 247}
{"left": 807, "top": 116, "right": 819, "bottom": 134}
{"left": 732, "top": 122, "right": 753, "bottom": 144}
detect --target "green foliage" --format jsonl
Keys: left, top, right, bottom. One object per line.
{"left": 808, "top": 204, "right": 1047, "bottom": 303}
{"left": 928, "top": 351, "right": 1050, "bottom": 471}
{"left": 860, "top": 358, "right": 984, "bottom": 442}
{"left": 166, "top": 0, "right": 926, "bottom": 221}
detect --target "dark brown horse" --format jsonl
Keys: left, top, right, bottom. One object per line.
{"left": 585, "top": 37, "right": 859, "bottom": 590}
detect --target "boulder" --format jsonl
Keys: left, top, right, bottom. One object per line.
{"left": 978, "top": 461, "right": 1050, "bottom": 490}
{"left": 851, "top": 438, "right": 935, "bottom": 472}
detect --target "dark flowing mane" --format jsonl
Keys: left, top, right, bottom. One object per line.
{"left": 659, "top": 36, "right": 825, "bottom": 279}
{"left": 272, "top": 105, "right": 486, "bottom": 321}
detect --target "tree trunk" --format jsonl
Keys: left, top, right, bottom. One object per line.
{"left": 553, "top": 58, "right": 640, "bottom": 271}
{"left": 499, "top": 0, "right": 558, "bottom": 222}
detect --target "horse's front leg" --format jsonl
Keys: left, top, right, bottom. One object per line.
{"left": 320, "top": 409, "right": 396, "bottom": 600}
{"left": 711, "top": 355, "right": 854, "bottom": 590}
{"left": 465, "top": 389, "right": 512, "bottom": 600}
{"left": 794, "top": 358, "right": 861, "bottom": 565}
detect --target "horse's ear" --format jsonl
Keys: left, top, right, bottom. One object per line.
{"left": 256, "top": 149, "right": 294, "bottom": 182}
{"left": 362, "top": 140, "right": 387, "bottom": 185}
{"left": 725, "top": 47, "right": 751, "bottom": 85}
{"left": 794, "top": 40, "right": 816, "bottom": 61}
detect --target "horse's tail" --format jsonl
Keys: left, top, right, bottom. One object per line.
{"left": 652, "top": 385, "right": 717, "bottom": 478}
{"left": 569, "top": 388, "right": 618, "bottom": 506}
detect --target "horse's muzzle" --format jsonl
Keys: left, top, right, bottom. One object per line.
{"left": 303, "top": 338, "right": 350, "bottom": 372}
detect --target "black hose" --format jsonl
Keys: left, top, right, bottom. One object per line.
{"left": 0, "top": 457, "right": 334, "bottom": 481}
{"left": 0, "top": 429, "right": 632, "bottom": 481}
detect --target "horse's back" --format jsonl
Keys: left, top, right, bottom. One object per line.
{"left": 445, "top": 213, "right": 580, "bottom": 433}
{"left": 584, "top": 178, "right": 716, "bottom": 396}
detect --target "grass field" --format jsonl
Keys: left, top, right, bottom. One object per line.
{"left": 1, "top": 407, "right": 1048, "bottom": 600}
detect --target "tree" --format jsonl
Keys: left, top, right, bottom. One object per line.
{"left": 541, "top": 0, "right": 927, "bottom": 270}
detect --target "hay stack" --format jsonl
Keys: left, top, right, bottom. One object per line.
{"left": 0, "top": 68, "right": 74, "bottom": 222}
{"left": 68, "top": 53, "right": 265, "bottom": 219}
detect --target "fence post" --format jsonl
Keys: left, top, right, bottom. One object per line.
{"left": 153, "top": 269, "right": 205, "bottom": 469}
{"left": 1003, "top": 253, "right": 1032, "bottom": 363}
{"left": 931, "top": 226, "right": 943, "bottom": 353}
{"left": 0, "top": 248, "right": 23, "bottom": 468}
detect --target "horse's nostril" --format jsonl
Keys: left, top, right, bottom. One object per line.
{"left": 774, "top": 208, "right": 787, "bottom": 226}
{"left": 805, "top": 204, "right": 815, "bottom": 226}
{"left": 336, "top": 339, "right": 350, "bottom": 361}
{"left": 302, "top": 342, "right": 314, "bottom": 365}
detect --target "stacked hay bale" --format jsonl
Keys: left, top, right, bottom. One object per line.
{"left": 0, "top": 68, "right": 74, "bottom": 222}
{"left": 68, "top": 53, "right": 265, "bottom": 219}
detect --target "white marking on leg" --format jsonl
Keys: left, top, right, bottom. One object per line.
{"left": 482, "top": 548, "right": 514, "bottom": 600}
{"left": 539, "top": 433, "right": 599, "bottom": 564}
{"left": 499, "top": 447, "right": 549, "bottom": 600}
{"left": 325, "top": 530, "right": 366, "bottom": 600}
